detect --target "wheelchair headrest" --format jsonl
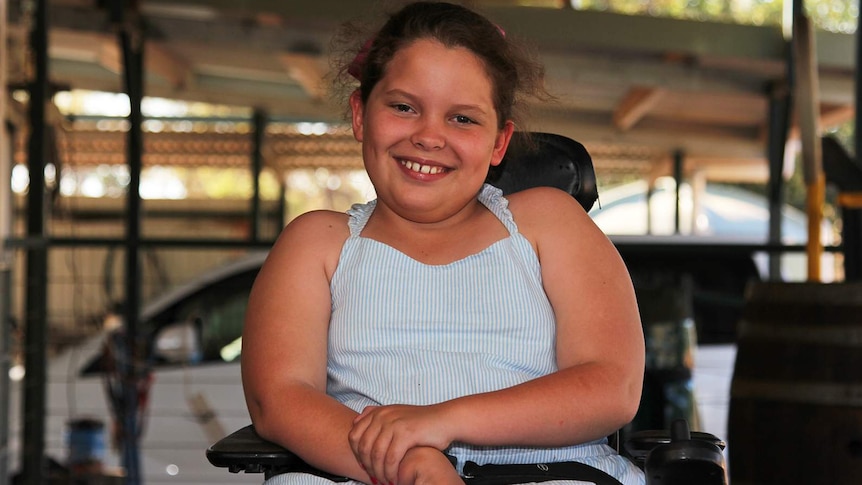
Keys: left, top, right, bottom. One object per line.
{"left": 486, "top": 132, "right": 598, "bottom": 212}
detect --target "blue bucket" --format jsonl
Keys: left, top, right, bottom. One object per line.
{"left": 66, "top": 418, "right": 106, "bottom": 470}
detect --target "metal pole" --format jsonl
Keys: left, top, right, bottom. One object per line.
{"left": 849, "top": 0, "right": 862, "bottom": 281}
{"left": 646, "top": 185, "right": 653, "bottom": 235}
{"left": 251, "top": 110, "right": 266, "bottom": 241}
{"left": 673, "top": 150, "right": 684, "bottom": 235}
{"left": 765, "top": 0, "right": 797, "bottom": 282}
{"left": 0, "top": 136, "right": 12, "bottom": 485}
{"left": 22, "top": 0, "right": 49, "bottom": 483}
{"left": 278, "top": 182, "right": 287, "bottom": 228}
{"left": 0, "top": 0, "right": 13, "bottom": 478}
{"left": 115, "top": 0, "right": 144, "bottom": 481}
{"left": 766, "top": 81, "right": 792, "bottom": 281}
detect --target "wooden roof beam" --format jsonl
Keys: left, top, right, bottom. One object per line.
{"left": 50, "top": 28, "right": 192, "bottom": 90}
{"left": 147, "top": 42, "right": 193, "bottom": 90}
{"left": 278, "top": 53, "right": 327, "bottom": 102}
{"left": 613, "top": 86, "right": 666, "bottom": 131}
{"left": 785, "top": 103, "right": 856, "bottom": 141}
{"left": 99, "top": 39, "right": 192, "bottom": 91}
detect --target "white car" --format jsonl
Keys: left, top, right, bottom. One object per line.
{"left": 10, "top": 251, "right": 268, "bottom": 485}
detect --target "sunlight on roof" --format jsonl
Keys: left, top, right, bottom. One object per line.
{"left": 52, "top": 90, "right": 252, "bottom": 118}
{"left": 15, "top": 89, "right": 371, "bottom": 205}
{"left": 297, "top": 122, "right": 331, "bottom": 136}
{"left": 569, "top": 0, "right": 857, "bottom": 33}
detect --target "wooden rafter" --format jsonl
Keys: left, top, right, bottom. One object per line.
{"left": 279, "top": 53, "right": 327, "bottom": 101}
{"left": 613, "top": 86, "right": 666, "bottom": 131}
{"left": 793, "top": 13, "right": 824, "bottom": 281}
{"left": 785, "top": 103, "right": 855, "bottom": 142}
{"left": 146, "top": 41, "right": 193, "bottom": 90}
{"left": 51, "top": 28, "right": 192, "bottom": 90}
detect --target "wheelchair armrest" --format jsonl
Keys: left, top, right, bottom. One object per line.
{"left": 624, "top": 419, "right": 728, "bottom": 485}
{"left": 623, "top": 430, "right": 725, "bottom": 468}
{"left": 206, "top": 425, "right": 350, "bottom": 481}
{"left": 211, "top": 420, "right": 728, "bottom": 484}
{"left": 206, "top": 425, "right": 300, "bottom": 475}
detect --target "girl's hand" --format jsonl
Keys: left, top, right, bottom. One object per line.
{"left": 348, "top": 404, "right": 453, "bottom": 485}
{"left": 397, "top": 447, "right": 463, "bottom": 485}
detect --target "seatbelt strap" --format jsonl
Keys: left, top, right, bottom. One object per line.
{"left": 461, "top": 460, "right": 624, "bottom": 485}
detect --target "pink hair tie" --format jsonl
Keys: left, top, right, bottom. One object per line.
{"left": 348, "top": 38, "right": 375, "bottom": 81}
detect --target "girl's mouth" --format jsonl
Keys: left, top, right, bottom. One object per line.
{"left": 400, "top": 159, "right": 447, "bottom": 175}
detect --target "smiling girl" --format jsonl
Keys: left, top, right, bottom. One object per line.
{"left": 241, "top": 3, "right": 645, "bottom": 485}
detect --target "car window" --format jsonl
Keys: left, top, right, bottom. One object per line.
{"left": 80, "top": 267, "right": 260, "bottom": 375}
{"left": 199, "top": 283, "right": 249, "bottom": 362}
{"left": 166, "top": 270, "right": 258, "bottom": 365}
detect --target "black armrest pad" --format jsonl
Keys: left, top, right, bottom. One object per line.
{"left": 624, "top": 429, "right": 725, "bottom": 466}
{"left": 624, "top": 422, "right": 727, "bottom": 485}
{"left": 206, "top": 425, "right": 302, "bottom": 474}
{"left": 206, "top": 425, "right": 351, "bottom": 481}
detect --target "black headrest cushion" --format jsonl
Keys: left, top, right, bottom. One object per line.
{"left": 486, "top": 132, "right": 598, "bottom": 212}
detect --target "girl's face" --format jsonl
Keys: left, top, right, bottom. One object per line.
{"left": 350, "top": 38, "right": 514, "bottom": 224}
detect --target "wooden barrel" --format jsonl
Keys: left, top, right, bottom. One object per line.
{"left": 728, "top": 282, "right": 862, "bottom": 484}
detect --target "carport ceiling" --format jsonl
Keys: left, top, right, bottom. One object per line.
{"left": 6, "top": 0, "right": 857, "bottom": 178}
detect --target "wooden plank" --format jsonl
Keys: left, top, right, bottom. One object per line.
{"left": 793, "top": 14, "right": 824, "bottom": 282}
{"left": 147, "top": 42, "right": 193, "bottom": 90}
{"left": 613, "top": 86, "right": 665, "bottom": 131}
{"left": 279, "top": 53, "right": 327, "bottom": 101}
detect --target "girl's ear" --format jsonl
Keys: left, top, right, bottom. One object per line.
{"left": 349, "top": 90, "right": 364, "bottom": 142}
{"left": 490, "top": 121, "right": 515, "bottom": 167}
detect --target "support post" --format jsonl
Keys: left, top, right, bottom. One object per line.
{"left": 766, "top": 81, "right": 792, "bottom": 281}
{"left": 673, "top": 150, "right": 684, "bottom": 235}
{"left": 251, "top": 110, "right": 267, "bottom": 241}
{"left": 22, "top": 1, "right": 49, "bottom": 483}
{"left": 114, "top": 0, "right": 144, "bottom": 481}
{"left": 0, "top": 0, "right": 13, "bottom": 479}
{"left": 792, "top": 10, "right": 824, "bottom": 282}
{"left": 849, "top": 0, "right": 862, "bottom": 280}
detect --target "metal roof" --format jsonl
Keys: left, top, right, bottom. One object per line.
{"left": 6, "top": 0, "right": 857, "bottom": 181}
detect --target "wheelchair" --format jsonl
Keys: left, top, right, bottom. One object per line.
{"left": 206, "top": 133, "right": 728, "bottom": 485}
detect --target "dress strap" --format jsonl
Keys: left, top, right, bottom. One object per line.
{"left": 346, "top": 199, "right": 377, "bottom": 237}
{"left": 347, "top": 185, "right": 516, "bottom": 237}
{"left": 479, "top": 184, "right": 519, "bottom": 236}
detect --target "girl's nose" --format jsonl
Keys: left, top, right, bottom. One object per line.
{"left": 410, "top": 120, "right": 445, "bottom": 150}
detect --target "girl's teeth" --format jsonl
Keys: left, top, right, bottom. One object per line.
{"left": 403, "top": 160, "right": 443, "bottom": 175}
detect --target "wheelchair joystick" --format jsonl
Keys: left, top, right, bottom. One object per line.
{"left": 670, "top": 419, "right": 690, "bottom": 441}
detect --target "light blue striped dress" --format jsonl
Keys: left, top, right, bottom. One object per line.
{"left": 265, "top": 185, "right": 644, "bottom": 485}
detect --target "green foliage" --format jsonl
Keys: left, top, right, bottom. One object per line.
{"left": 573, "top": 0, "right": 857, "bottom": 32}
{"left": 828, "top": 120, "right": 855, "bottom": 155}
{"left": 808, "top": 0, "right": 859, "bottom": 33}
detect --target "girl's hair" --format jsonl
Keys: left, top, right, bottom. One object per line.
{"left": 331, "top": 1, "right": 550, "bottom": 130}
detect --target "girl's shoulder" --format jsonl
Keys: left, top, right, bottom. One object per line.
{"left": 267, "top": 209, "right": 351, "bottom": 274}
{"left": 504, "top": 186, "right": 603, "bottom": 250}
{"left": 282, "top": 209, "right": 350, "bottom": 241}
{"left": 504, "top": 186, "right": 590, "bottom": 224}
{"left": 288, "top": 208, "right": 351, "bottom": 228}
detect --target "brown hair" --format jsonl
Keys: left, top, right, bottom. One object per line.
{"left": 332, "top": 1, "right": 550, "bottom": 131}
